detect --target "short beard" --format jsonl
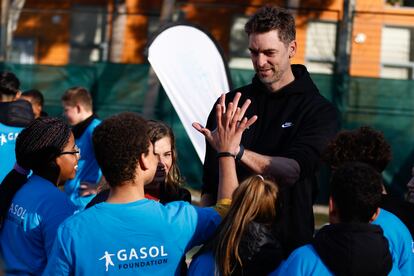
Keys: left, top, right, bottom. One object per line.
{"left": 257, "top": 70, "right": 282, "bottom": 86}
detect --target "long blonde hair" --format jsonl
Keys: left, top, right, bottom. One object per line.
{"left": 212, "top": 175, "right": 278, "bottom": 276}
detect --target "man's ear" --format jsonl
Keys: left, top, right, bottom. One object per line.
{"left": 14, "top": 91, "right": 22, "bottom": 100}
{"left": 369, "top": 207, "right": 380, "bottom": 223}
{"left": 288, "top": 40, "right": 297, "bottom": 59}
{"left": 328, "top": 196, "right": 338, "bottom": 224}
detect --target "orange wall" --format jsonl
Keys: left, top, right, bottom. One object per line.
{"left": 14, "top": 1, "right": 71, "bottom": 65}
{"left": 351, "top": 0, "right": 414, "bottom": 77}
{"left": 120, "top": 0, "right": 162, "bottom": 63}
{"left": 13, "top": 0, "right": 113, "bottom": 65}
{"left": 351, "top": 13, "right": 384, "bottom": 77}
{"left": 11, "top": 0, "right": 414, "bottom": 78}
{"left": 181, "top": 1, "right": 282, "bottom": 56}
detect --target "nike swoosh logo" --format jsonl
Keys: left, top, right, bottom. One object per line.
{"left": 281, "top": 122, "right": 293, "bottom": 128}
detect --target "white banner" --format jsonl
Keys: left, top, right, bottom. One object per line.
{"left": 148, "top": 25, "right": 230, "bottom": 163}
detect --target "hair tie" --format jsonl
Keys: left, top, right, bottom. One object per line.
{"left": 13, "top": 163, "right": 30, "bottom": 176}
{"left": 257, "top": 175, "right": 264, "bottom": 181}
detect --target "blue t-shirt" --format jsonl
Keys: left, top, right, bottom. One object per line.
{"left": 372, "top": 208, "right": 414, "bottom": 275}
{"left": 271, "top": 244, "right": 401, "bottom": 276}
{"left": 0, "top": 175, "right": 76, "bottom": 275}
{"left": 64, "top": 118, "right": 101, "bottom": 210}
{"left": 0, "top": 123, "right": 24, "bottom": 183}
{"left": 188, "top": 251, "right": 216, "bottom": 276}
{"left": 44, "top": 199, "right": 221, "bottom": 275}
{"left": 270, "top": 245, "right": 332, "bottom": 276}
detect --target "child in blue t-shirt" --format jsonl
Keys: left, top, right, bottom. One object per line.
{"left": 45, "top": 94, "right": 257, "bottom": 275}
{"left": 271, "top": 163, "right": 396, "bottom": 276}
{"left": 62, "top": 87, "right": 102, "bottom": 210}
{"left": 322, "top": 126, "right": 414, "bottom": 274}
{"left": 0, "top": 117, "right": 77, "bottom": 275}
{"left": 0, "top": 71, "right": 34, "bottom": 183}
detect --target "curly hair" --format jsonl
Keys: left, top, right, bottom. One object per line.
{"left": 244, "top": 5, "right": 296, "bottom": 45}
{"left": 323, "top": 126, "right": 392, "bottom": 173}
{"left": 0, "top": 71, "right": 20, "bottom": 96}
{"left": 331, "top": 162, "right": 383, "bottom": 223}
{"left": 92, "top": 112, "right": 150, "bottom": 187}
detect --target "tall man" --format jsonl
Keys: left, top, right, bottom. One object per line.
{"left": 193, "top": 5, "right": 338, "bottom": 255}
{"left": 0, "top": 71, "right": 34, "bottom": 183}
{"left": 61, "top": 87, "right": 102, "bottom": 210}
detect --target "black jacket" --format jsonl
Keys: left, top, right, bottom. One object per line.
{"left": 195, "top": 221, "right": 283, "bottom": 276}
{"left": 236, "top": 222, "right": 283, "bottom": 275}
{"left": 203, "top": 64, "right": 339, "bottom": 255}
{"left": 0, "top": 100, "right": 34, "bottom": 127}
{"left": 380, "top": 194, "right": 414, "bottom": 239}
{"left": 313, "top": 223, "right": 392, "bottom": 276}
{"left": 71, "top": 114, "right": 98, "bottom": 139}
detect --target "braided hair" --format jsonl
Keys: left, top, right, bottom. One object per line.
{"left": 0, "top": 117, "right": 71, "bottom": 226}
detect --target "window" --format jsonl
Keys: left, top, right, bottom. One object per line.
{"left": 10, "top": 38, "right": 35, "bottom": 64}
{"left": 228, "top": 16, "right": 253, "bottom": 70}
{"left": 386, "top": 0, "right": 414, "bottom": 7}
{"left": 380, "top": 26, "right": 414, "bottom": 79}
{"left": 147, "top": 16, "right": 159, "bottom": 39}
{"left": 70, "top": 5, "right": 108, "bottom": 64}
{"left": 305, "top": 21, "right": 337, "bottom": 74}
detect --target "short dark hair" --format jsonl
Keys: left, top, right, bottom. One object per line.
{"left": 0, "top": 71, "right": 20, "bottom": 96}
{"left": 22, "top": 89, "right": 44, "bottom": 107}
{"left": 244, "top": 5, "right": 296, "bottom": 45}
{"left": 323, "top": 126, "right": 392, "bottom": 173}
{"left": 92, "top": 112, "right": 150, "bottom": 187}
{"left": 331, "top": 162, "right": 383, "bottom": 223}
{"left": 61, "top": 87, "right": 93, "bottom": 111}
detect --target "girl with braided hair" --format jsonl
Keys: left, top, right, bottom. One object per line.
{"left": 0, "top": 117, "right": 77, "bottom": 275}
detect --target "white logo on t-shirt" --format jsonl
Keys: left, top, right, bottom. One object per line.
{"left": 0, "top": 132, "right": 19, "bottom": 146}
{"left": 99, "top": 251, "right": 115, "bottom": 272}
{"left": 0, "top": 133, "right": 7, "bottom": 146}
{"left": 98, "top": 246, "right": 168, "bottom": 271}
{"left": 281, "top": 122, "right": 293, "bottom": 128}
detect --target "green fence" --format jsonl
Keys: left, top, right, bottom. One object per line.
{"left": 2, "top": 62, "right": 413, "bottom": 203}
{"left": 0, "top": 62, "right": 203, "bottom": 195}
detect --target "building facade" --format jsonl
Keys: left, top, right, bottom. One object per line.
{"left": 3, "top": 0, "right": 414, "bottom": 79}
